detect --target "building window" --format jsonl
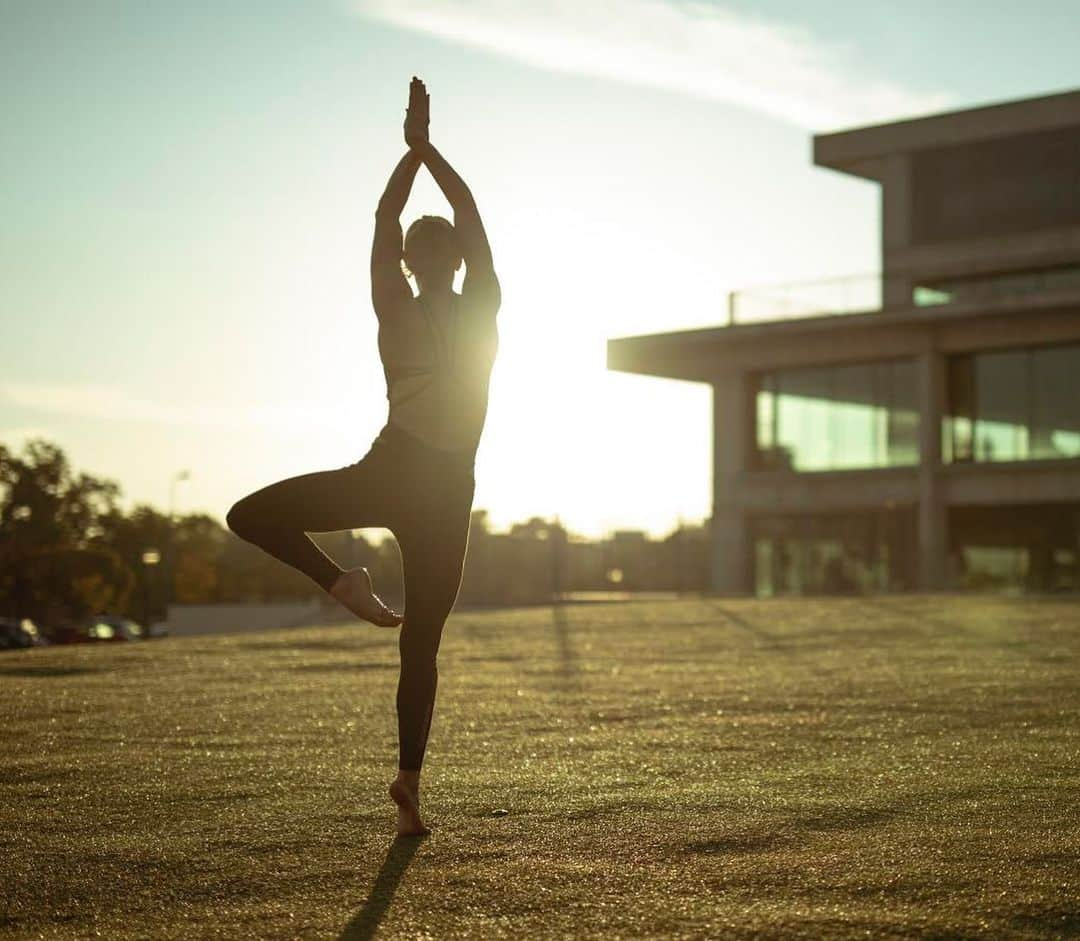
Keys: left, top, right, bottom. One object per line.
{"left": 755, "top": 359, "right": 918, "bottom": 472}
{"left": 948, "top": 504, "right": 1080, "bottom": 593}
{"left": 752, "top": 507, "right": 916, "bottom": 596}
{"left": 945, "top": 342, "right": 1080, "bottom": 463}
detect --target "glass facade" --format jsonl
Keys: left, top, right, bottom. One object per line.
{"left": 755, "top": 359, "right": 919, "bottom": 472}
{"left": 753, "top": 503, "right": 1080, "bottom": 596}
{"left": 948, "top": 504, "right": 1080, "bottom": 593}
{"left": 945, "top": 343, "right": 1080, "bottom": 463}
{"left": 753, "top": 508, "right": 916, "bottom": 596}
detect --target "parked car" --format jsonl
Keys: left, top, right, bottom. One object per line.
{"left": 81, "top": 615, "right": 146, "bottom": 642}
{"left": 46, "top": 622, "right": 94, "bottom": 644}
{"left": 0, "top": 617, "right": 47, "bottom": 650}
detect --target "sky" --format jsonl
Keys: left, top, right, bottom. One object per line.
{"left": 3, "top": 1, "right": 1079, "bottom": 539}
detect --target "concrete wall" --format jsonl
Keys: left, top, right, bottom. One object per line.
{"left": 711, "top": 371, "right": 750, "bottom": 593}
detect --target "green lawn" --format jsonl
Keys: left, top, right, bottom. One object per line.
{"left": 2, "top": 597, "right": 1078, "bottom": 939}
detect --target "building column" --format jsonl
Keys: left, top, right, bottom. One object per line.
{"left": 711, "top": 370, "right": 751, "bottom": 594}
{"left": 881, "top": 152, "right": 913, "bottom": 309}
{"left": 917, "top": 348, "right": 947, "bottom": 589}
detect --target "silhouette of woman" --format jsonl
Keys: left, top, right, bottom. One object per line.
{"left": 226, "top": 77, "right": 500, "bottom": 836}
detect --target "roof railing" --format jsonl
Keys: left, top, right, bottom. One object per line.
{"left": 725, "top": 264, "right": 1080, "bottom": 326}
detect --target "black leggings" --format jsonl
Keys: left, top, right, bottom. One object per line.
{"left": 225, "top": 422, "right": 475, "bottom": 771}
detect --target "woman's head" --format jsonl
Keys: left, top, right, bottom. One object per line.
{"left": 402, "top": 215, "right": 462, "bottom": 287}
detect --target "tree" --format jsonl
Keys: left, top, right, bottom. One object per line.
{"left": 10, "top": 544, "right": 133, "bottom": 624}
{"left": 0, "top": 439, "right": 128, "bottom": 622}
{"left": 92, "top": 504, "right": 175, "bottom": 619}
{"left": 173, "top": 513, "right": 228, "bottom": 603}
{"left": 0, "top": 439, "right": 121, "bottom": 547}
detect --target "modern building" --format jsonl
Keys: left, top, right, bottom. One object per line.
{"left": 608, "top": 89, "right": 1080, "bottom": 595}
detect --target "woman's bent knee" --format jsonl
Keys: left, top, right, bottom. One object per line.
{"left": 226, "top": 497, "right": 260, "bottom": 540}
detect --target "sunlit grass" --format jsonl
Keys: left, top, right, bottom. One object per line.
{"left": 2, "top": 596, "right": 1078, "bottom": 939}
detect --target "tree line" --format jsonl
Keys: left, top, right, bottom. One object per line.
{"left": 0, "top": 439, "right": 709, "bottom": 626}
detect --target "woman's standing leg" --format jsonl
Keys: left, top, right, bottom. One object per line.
{"left": 389, "top": 480, "right": 473, "bottom": 834}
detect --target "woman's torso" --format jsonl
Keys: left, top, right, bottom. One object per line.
{"left": 377, "top": 290, "right": 499, "bottom": 456}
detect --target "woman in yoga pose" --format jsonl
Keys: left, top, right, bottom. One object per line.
{"left": 226, "top": 77, "right": 500, "bottom": 836}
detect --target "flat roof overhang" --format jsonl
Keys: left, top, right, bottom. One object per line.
{"left": 606, "top": 288, "right": 1080, "bottom": 380}
{"left": 813, "top": 87, "right": 1080, "bottom": 182}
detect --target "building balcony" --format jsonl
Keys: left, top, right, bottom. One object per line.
{"left": 608, "top": 266, "right": 1080, "bottom": 382}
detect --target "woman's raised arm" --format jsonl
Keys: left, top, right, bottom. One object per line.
{"left": 413, "top": 141, "right": 495, "bottom": 278}
{"left": 370, "top": 150, "right": 422, "bottom": 320}
{"left": 405, "top": 78, "right": 499, "bottom": 313}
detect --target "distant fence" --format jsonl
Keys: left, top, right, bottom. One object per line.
{"left": 164, "top": 593, "right": 693, "bottom": 636}
{"left": 165, "top": 601, "right": 337, "bottom": 636}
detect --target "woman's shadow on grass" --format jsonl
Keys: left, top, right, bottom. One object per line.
{"left": 339, "top": 835, "right": 427, "bottom": 941}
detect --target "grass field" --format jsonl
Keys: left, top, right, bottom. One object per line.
{"left": 2, "top": 596, "right": 1078, "bottom": 940}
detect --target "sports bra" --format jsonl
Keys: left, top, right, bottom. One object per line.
{"left": 377, "top": 291, "right": 498, "bottom": 456}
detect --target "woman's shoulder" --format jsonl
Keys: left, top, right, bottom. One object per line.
{"left": 455, "top": 291, "right": 498, "bottom": 336}
{"left": 457, "top": 277, "right": 500, "bottom": 319}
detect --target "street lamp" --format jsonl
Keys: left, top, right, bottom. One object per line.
{"left": 166, "top": 470, "right": 191, "bottom": 615}
{"left": 141, "top": 548, "right": 161, "bottom": 625}
{"left": 169, "top": 470, "right": 191, "bottom": 521}
{"left": 11, "top": 505, "right": 32, "bottom": 619}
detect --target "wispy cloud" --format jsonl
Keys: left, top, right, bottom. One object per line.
{"left": 2, "top": 382, "right": 336, "bottom": 435}
{"left": 350, "top": 0, "right": 951, "bottom": 129}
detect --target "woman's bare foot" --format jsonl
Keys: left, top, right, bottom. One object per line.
{"left": 390, "top": 773, "right": 429, "bottom": 837}
{"left": 330, "top": 568, "right": 402, "bottom": 628}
